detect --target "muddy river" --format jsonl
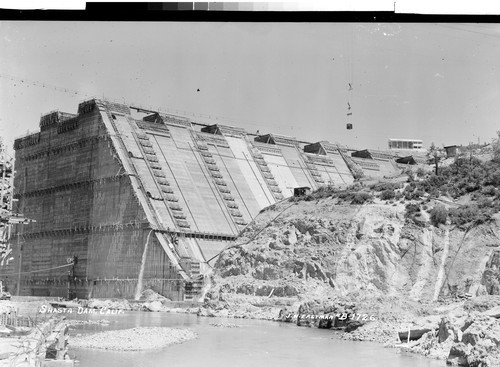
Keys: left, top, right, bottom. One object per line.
{"left": 68, "top": 312, "right": 444, "bottom": 367}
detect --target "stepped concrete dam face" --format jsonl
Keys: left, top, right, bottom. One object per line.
{"left": 5, "top": 99, "right": 413, "bottom": 301}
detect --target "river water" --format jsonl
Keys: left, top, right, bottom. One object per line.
{"left": 68, "top": 312, "right": 444, "bottom": 367}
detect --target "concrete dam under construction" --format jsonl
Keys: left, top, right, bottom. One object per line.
{"left": 5, "top": 99, "right": 417, "bottom": 301}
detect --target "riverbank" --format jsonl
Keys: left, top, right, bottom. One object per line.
{"left": 68, "top": 311, "right": 444, "bottom": 367}
{"left": 74, "top": 290, "right": 500, "bottom": 366}
{"left": 76, "top": 288, "right": 499, "bottom": 366}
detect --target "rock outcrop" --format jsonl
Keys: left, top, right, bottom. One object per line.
{"left": 204, "top": 199, "right": 500, "bottom": 320}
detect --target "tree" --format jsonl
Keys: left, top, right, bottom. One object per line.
{"left": 493, "top": 131, "right": 500, "bottom": 162}
{"left": 426, "top": 142, "right": 443, "bottom": 175}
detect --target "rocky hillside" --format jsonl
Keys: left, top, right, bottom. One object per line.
{"left": 204, "top": 195, "right": 500, "bottom": 315}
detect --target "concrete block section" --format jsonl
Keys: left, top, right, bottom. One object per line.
{"left": 226, "top": 137, "right": 275, "bottom": 206}
{"left": 152, "top": 131, "right": 237, "bottom": 234}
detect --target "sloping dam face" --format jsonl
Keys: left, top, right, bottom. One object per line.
{"left": 6, "top": 99, "right": 360, "bottom": 300}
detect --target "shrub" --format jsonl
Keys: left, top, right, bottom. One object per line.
{"left": 428, "top": 188, "right": 440, "bottom": 198}
{"left": 405, "top": 203, "right": 420, "bottom": 216}
{"left": 413, "top": 190, "right": 425, "bottom": 199}
{"left": 404, "top": 183, "right": 416, "bottom": 193}
{"left": 448, "top": 204, "right": 492, "bottom": 226}
{"left": 426, "top": 174, "right": 447, "bottom": 189}
{"left": 380, "top": 189, "right": 395, "bottom": 201}
{"left": 430, "top": 204, "right": 448, "bottom": 226}
{"left": 481, "top": 186, "right": 496, "bottom": 196}
{"left": 476, "top": 197, "right": 492, "bottom": 209}
{"left": 309, "top": 185, "right": 336, "bottom": 200}
{"left": 370, "top": 182, "right": 400, "bottom": 192}
{"left": 337, "top": 191, "right": 353, "bottom": 201}
{"left": 261, "top": 203, "right": 277, "bottom": 212}
{"left": 352, "top": 192, "right": 372, "bottom": 205}
{"left": 416, "top": 167, "right": 426, "bottom": 177}
{"left": 405, "top": 203, "right": 427, "bottom": 226}
{"left": 303, "top": 194, "right": 316, "bottom": 201}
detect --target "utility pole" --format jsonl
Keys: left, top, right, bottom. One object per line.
{"left": 0, "top": 143, "right": 5, "bottom": 209}
{"left": 67, "top": 256, "right": 77, "bottom": 299}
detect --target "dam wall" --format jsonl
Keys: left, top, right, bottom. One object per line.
{"left": 7, "top": 99, "right": 408, "bottom": 300}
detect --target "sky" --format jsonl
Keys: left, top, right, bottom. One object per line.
{"left": 1, "top": 21, "right": 500, "bottom": 155}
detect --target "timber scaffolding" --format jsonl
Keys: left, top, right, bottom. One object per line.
{"left": 6, "top": 318, "right": 73, "bottom": 367}
{"left": 7, "top": 98, "right": 423, "bottom": 301}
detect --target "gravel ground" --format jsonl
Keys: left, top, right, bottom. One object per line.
{"left": 70, "top": 327, "right": 197, "bottom": 351}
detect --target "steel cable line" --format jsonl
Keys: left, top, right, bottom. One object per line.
{"left": 0, "top": 262, "right": 74, "bottom": 277}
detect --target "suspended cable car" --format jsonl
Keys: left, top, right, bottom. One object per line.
{"left": 346, "top": 86, "right": 353, "bottom": 130}
{"left": 344, "top": 25, "right": 355, "bottom": 131}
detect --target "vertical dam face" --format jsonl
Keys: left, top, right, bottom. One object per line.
{"left": 7, "top": 99, "right": 407, "bottom": 300}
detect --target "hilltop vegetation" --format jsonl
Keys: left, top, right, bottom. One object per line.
{"left": 292, "top": 155, "right": 500, "bottom": 229}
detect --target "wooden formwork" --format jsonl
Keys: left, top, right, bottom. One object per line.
{"left": 6, "top": 318, "right": 74, "bottom": 367}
